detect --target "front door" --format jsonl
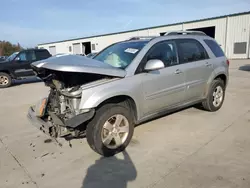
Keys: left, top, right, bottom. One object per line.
{"left": 139, "top": 40, "right": 186, "bottom": 116}
{"left": 13, "top": 50, "right": 35, "bottom": 77}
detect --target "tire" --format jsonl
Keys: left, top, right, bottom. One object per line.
{"left": 86, "top": 102, "right": 134, "bottom": 157}
{"left": 202, "top": 79, "right": 225, "bottom": 112}
{"left": 0, "top": 72, "right": 12, "bottom": 88}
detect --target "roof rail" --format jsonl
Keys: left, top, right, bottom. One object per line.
{"left": 164, "top": 30, "right": 207, "bottom": 36}
{"left": 128, "top": 36, "right": 157, "bottom": 40}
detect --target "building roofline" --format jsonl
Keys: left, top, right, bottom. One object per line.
{"left": 38, "top": 11, "right": 250, "bottom": 46}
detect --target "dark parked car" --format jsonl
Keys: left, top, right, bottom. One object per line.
{"left": 0, "top": 56, "right": 7, "bottom": 62}
{"left": 0, "top": 49, "right": 51, "bottom": 88}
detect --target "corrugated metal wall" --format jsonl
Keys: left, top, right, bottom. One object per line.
{"left": 226, "top": 14, "right": 250, "bottom": 59}
{"left": 39, "top": 13, "right": 250, "bottom": 59}
{"left": 183, "top": 18, "right": 227, "bottom": 53}
{"left": 48, "top": 46, "right": 56, "bottom": 56}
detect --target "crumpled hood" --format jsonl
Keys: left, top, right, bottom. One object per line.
{"left": 31, "top": 54, "right": 126, "bottom": 77}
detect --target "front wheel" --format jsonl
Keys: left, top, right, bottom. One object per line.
{"left": 202, "top": 79, "right": 225, "bottom": 112}
{"left": 86, "top": 103, "right": 134, "bottom": 157}
{"left": 0, "top": 72, "right": 12, "bottom": 88}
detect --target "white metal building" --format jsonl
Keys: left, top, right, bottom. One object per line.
{"left": 38, "top": 11, "right": 250, "bottom": 59}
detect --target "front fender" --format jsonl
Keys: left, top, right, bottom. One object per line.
{"left": 78, "top": 77, "right": 144, "bottom": 120}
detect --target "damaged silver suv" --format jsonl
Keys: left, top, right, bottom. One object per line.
{"left": 28, "top": 31, "right": 229, "bottom": 156}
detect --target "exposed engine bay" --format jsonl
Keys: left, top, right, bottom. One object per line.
{"left": 33, "top": 67, "right": 115, "bottom": 138}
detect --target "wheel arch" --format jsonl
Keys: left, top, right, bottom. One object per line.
{"left": 205, "top": 72, "right": 228, "bottom": 97}
{"left": 214, "top": 74, "right": 227, "bottom": 86}
{"left": 0, "top": 70, "right": 14, "bottom": 78}
{"left": 96, "top": 95, "right": 138, "bottom": 123}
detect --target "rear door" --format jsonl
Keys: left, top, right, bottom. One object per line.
{"left": 176, "top": 39, "right": 211, "bottom": 101}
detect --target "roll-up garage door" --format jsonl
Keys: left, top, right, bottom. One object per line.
{"left": 73, "top": 43, "right": 81, "bottom": 54}
{"left": 49, "top": 46, "right": 56, "bottom": 56}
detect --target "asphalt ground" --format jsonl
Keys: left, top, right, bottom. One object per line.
{"left": 0, "top": 59, "right": 250, "bottom": 188}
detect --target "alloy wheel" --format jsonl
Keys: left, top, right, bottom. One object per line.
{"left": 0, "top": 75, "right": 9, "bottom": 86}
{"left": 212, "top": 85, "right": 223, "bottom": 107}
{"left": 101, "top": 114, "right": 129, "bottom": 149}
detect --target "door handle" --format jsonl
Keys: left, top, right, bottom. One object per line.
{"left": 205, "top": 62, "right": 212, "bottom": 67}
{"left": 175, "top": 69, "right": 182, "bottom": 74}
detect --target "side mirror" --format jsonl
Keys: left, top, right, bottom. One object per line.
{"left": 144, "top": 59, "right": 165, "bottom": 71}
{"left": 15, "top": 57, "right": 20, "bottom": 61}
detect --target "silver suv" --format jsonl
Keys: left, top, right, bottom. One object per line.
{"left": 28, "top": 31, "right": 229, "bottom": 156}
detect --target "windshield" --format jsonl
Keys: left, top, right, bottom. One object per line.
{"left": 87, "top": 53, "right": 97, "bottom": 58}
{"left": 6, "top": 52, "right": 19, "bottom": 61}
{"left": 94, "top": 40, "right": 148, "bottom": 69}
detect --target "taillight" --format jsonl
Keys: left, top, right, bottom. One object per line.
{"left": 226, "top": 59, "right": 230, "bottom": 66}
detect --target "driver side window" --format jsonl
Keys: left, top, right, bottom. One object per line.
{"left": 17, "top": 52, "right": 27, "bottom": 61}
{"left": 147, "top": 41, "right": 178, "bottom": 67}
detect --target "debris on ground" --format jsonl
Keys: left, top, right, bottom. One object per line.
{"left": 41, "top": 152, "right": 49, "bottom": 158}
{"left": 44, "top": 139, "right": 52, "bottom": 143}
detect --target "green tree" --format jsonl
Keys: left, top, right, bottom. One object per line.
{"left": 0, "top": 41, "right": 23, "bottom": 56}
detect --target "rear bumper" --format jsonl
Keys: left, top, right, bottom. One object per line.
{"left": 27, "top": 106, "right": 53, "bottom": 137}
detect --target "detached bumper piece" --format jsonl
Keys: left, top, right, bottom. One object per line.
{"left": 27, "top": 106, "right": 53, "bottom": 137}
{"left": 47, "top": 109, "right": 95, "bottom": 128}
{"left": 27, "top": 106, "right": 95, "bottom": 138}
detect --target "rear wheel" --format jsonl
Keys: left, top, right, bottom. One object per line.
{"left": 0, "top": 72, "right": 12, "bottom": 88}
{"left": 202, "top": 79, "right": 225, "bottom": 112}
{"left": 86, "top": 103, "right": 134, "bottom": 157}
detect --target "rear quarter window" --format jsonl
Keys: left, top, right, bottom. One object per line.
{"left": 204, "top": 39, "right": 225, "bottom": 57}
{"left": 176, "top": 39, "right": 208, "bottom": 63}
{"left": 35, "top": 50, "right": 51, "bottom": 60}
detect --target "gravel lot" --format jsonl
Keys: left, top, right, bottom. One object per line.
{"left": 0, "top": 60, "right": 250, "bottom": 188}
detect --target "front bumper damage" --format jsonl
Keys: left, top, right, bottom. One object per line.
{"left": 27, "top": 104, "right": 95, "bottom": 138}
{"left": 27, "top": 106, "right": 53, "bottom": 137}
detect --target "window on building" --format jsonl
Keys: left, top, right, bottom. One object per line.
{"left": 91, "top": 44, "right": 96, "bottom": 51}
{"left": 69, "top": 46, "right": 72, "bottom": 52}
{"left": 176, "top": 39, "right": 208, "bottom": 63}
{"left": 204, "top": 39, "right": 225, "bottom": 57}
{"left": 234, "top": 42, "right": 247, "bottom": 54}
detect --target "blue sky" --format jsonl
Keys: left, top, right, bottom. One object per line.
{"left": 1, "top": 0, "right": 249, "bottom": 47}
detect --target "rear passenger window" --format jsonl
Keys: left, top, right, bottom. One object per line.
{"left": 204, "top": 39, "right": 225, "bottom": 57}
{"left": 26, "top": 51, "right": 36, "bottom": 61}
{"left": 176, "top": 39, "right": 208, "bottom": 63}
